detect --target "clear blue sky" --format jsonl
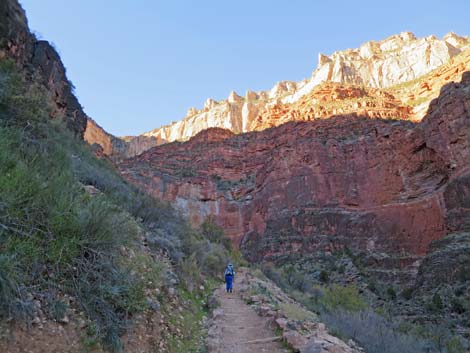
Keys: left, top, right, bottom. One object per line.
{"left": 20, "top": 0, "right": 470, "bottom": 136}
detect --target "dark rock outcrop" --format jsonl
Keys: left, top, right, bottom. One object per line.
{"left": 0, "top": 0, "right": 87, "bottom": 136}
{"left": 417, "top": 232, "right": 470, "bottom": 289}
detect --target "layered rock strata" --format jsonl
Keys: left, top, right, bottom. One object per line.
{"left": 120, "top": 73, "right": 470, "bottom": 284}
{"left": 84, "top": 118, "right": 161, "bottom": 160}
{"left": 141, "top": 33, "right": 470, "bottom": 144}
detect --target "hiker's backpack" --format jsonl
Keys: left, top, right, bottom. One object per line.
{"left": 225, "top": 266, "right": 234, "bottom": 276}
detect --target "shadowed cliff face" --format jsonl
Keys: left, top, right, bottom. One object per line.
{"left": 0, "top": 0, "right": 87, "bottom": 136}
{"left": 120, "top": 72, "right": 470, "bottom": 284}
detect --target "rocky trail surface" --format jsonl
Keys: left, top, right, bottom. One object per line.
{"left": 207, "top": 270, "right": 290, "bottom": 353}
{"left": 206, "top": 269, "right": 362, "bottom": 353}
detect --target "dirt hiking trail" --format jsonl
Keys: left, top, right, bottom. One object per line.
{"left": 207, "top": 269, "right": 290, "bottom": 353}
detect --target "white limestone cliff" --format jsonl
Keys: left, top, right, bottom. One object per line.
{"left": 142, "top": 32, "right": 470, "bottom": 143}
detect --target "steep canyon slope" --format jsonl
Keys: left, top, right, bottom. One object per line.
{"left": 0, "top": 0, "right": 87, "bottom": 136}
{"left": 0, "top": 0, "right": 160, "bottom": 161}
{"left": 120, "top": 72, "right": 470, "bottom": 285}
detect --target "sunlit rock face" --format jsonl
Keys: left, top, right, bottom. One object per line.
{"left": 84, "top": 32, "right": 470, "bottom": 159}
{"left": 139, "top": 32, "right": 470, "bottom": 146}
{"left": 120, "top": 72, "right": 470, "bottom": 284}
{"left": 84, "top": 118, "right": 161, "bottom": 160}
{"left": 285, "top": 32, "right": 470, "bottom": 102}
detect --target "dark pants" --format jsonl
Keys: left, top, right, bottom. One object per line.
{"left": 225, "top": 274, "right": 233, "bottom": 292}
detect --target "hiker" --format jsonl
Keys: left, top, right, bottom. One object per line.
{"left": 224, "top": 263, "right": 235, "bottom": 293}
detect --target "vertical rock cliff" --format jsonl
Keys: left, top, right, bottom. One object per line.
{"left": 120, "top": 72, "right": 470, "bottom": 285}
{"left": 140, "top": 32, "right": 470, "bottom": 146}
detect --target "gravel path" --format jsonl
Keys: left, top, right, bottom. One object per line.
{"left": 208, "top": 270, "right": 290, "bottom": 353}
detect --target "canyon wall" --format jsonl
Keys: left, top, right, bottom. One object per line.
{"left": 0, "top": 0, "right": 87, "bottom": 136}
{"left": 141, "top": 32, "right": 470, "bottom": 145}
{"left": 0, "top": 0, "right": 153, "bottom": 159}
{"left": 84, "top": 118, "right": 161, "bottom": 160}
{"left": 88, "top": 32, "right": 468, "bottom": 160}
{"left": 120, "top": 72, "right": 470, "bottom": 284}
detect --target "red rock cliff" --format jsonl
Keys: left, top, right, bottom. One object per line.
{"left": 120, "top": 72, "right": 470, "bottom": 283}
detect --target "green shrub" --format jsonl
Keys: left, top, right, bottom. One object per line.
{"left": 0, "top": 254, "right": 26, "bottom": 319}
{"left": 428, "top": 293, "right": 444, "bottom": 313}
{"left": 321, "top": 284, "right": 367, "bottom": 312}
{"left": 179, "top": 254, "right": 202, "bottom": 292}
{"left": 446, "top": 336, "right": 465, "bottom": 353}
{"left": 450, "top": 297, "right": 466, "bottom": 314}
{"left": 201, "top": 216, "right": 224, "bottom": 243}
{"left": 0, "top": 60, "right": 187, "bottom": 351}
{"left": 322, "top": 309, "right": 430, "bottom": 353}
{"left": 367, "top": 279, "right": 378, "bottom": 293}
{"left": 401, "top": 287, "right": 414, "bottom": 300}
{"left": 387, "top": 287, "right": 397, "bottom": 300}
{"left": 0, "top": 59, "right": 50, "bottom": 128}
{"left": 319, "top": 270, "right": 329, "bottom": 283}
{"left": 49, "top": 300, "right": 68, "bottom": 321}
{"left": 229, "top": 249, "right": 248, "bottom": 267}
{"left": 0, "top": 56, "right": 227, "bottom": 352}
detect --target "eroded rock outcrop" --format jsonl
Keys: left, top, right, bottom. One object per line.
{"left": 1, "top": 0, "right": 157, "bottom": 157}
{"left": 120, "top": 73, "right": 470, "bottom": 284}
{"left": 84, "top": 118, "right": 161, "bottom": 160}
{"left": 286, "top": 32, "right": 470, "bottom": 103}
{"left": 140, "top": 33, "right": 470, "bottom": 146}
{"left": 0, "top": 0, "right": 88, "bottom": 136}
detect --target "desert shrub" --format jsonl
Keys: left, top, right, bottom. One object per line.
{"left": 278, "top": 302, "right": 316, "bottom": 322}
{"left": 322, "top": 309, "right": 430, "bottom": 353}
{"left": 128, "top": 254, "right": 165, "bottom": 290}
{"left": 201, "top": 216, "right": 224, "bottom": 243}
{"left": 367, "top": 279, "right": 378, "bottom": 293}
{"left": 49, "top": 299, "right": 68, "bottom": 321}
{"left": 261, "top": 262, "right": 283, "bottom": 284}
{"left": 0, "top": 255, "right": 17, "bottom": 315}
{"left": 179, "top": 216, "right": 237, "bottom": 280}
{"left": 203, "top": 250, "right": 224, "bottom": 275}
{"left": 319, "top": 270, "right": 329, "bottom": 283}
{"left": 446, "top": 336, "right": 466, "bottom": 353}
{"left": 0, "top": 129, "right": 146, "bottom": 346}
{"left": 260, "top": 262, "right": 323, "bottom": 310}
{"left": 320, "top": 284, "right": 367, "bottom": 312}
{"left": 194, "top": 239, "right": 229, "bottom": 277}
{"left": 428, "top": 293, "right": 444, "bottom": 313}
{"left": 179, "top": 254, "right": 202, "bottom": 292}
{"left": 229, "top": 249, "right": 248, "bottom": 267}
{"left": 454, "top": 286, "right": 465, "bottom": 297}
{"left": 427, "top": 325, "right": 460, "bottom": 353}
{"left": 279, "top": 264, "right": 311, "bottom": 292}
{"left": 0, "top": 59, "right": 231, "bottom": 351}
{"left": 0, "top": 254, "right": 31, "bottom": 319}
{"left": 0, "top": 59, "right": 49, "bottom": 128}
{"left": 401, "top": 287, "right": 414, "bottom": 300}
{"left": 387, "top": 287, "right": 397, "bottom": 300}
{"left": 0, "top": 61, "right": 178, "bottom": 351}
{"left": 450, "top": 297, "right": 466, "bottom": 314}
{"left": 337, "top": 264, "right": 346, "bottom": 274}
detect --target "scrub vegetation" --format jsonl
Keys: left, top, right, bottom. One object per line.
{"left": 0, "top": 59, "right": 233, "bottom": 352}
